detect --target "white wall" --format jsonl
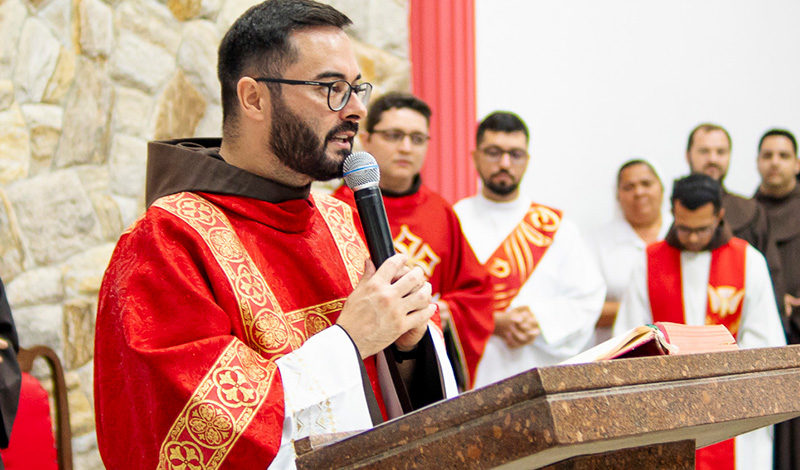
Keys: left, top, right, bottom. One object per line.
{"left": 475, "top": 0, "right": 800, "bottom": 234}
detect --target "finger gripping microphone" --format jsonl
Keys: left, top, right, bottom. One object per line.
{"left": 343, "top": 152, "right": 396, "bottom": 266}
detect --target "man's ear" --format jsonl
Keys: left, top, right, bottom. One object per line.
{"left": 237, "top": 77, "right": 268, "bottom": 122}
{"left": 718, "top": 207, "right": 726, "bottom": 220}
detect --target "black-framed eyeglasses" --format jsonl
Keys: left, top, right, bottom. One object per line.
{"left": 675, "top": 223, "right": 718, "bottom": 237}
{"left": 478, "top": 145, "right": 529, "bottom": 162}
{"left": 254, "top": 78, "right": 373, "bottom": 112}
{"left": 371, "top": 129, "right": 430, "bottom": 146}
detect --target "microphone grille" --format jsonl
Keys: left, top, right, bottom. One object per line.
{"left": 342, "top": 151, "right": 380, "bottom": 190}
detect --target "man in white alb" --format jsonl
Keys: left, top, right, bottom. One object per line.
{"left": 455, "top": 111, "right": 605, "bottom": 388}
{"left": 614, "top": 173, "right": 785, "bottom": 470}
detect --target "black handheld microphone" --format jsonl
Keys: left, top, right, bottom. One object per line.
{"left": 343, "top": 151, "right": 415, "bottom": 414}
{"left": 342, "top": 152, "right": 396, "bottom": 266}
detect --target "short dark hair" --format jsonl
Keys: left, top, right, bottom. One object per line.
{"left": 687, "top": 123, "right": 732, "bottom": 152}
{"left": 476, "top": 111, "right": 529, "bottom": 146}
{"left": 365, "top": 92, "right": 431, "bottom": 132}
{"left": 758, "top": 128, "right": 797, "bottom": 155}
{"left": 616, "top": 159, "right": 662, "bottom": 188}
{"left": 671, "top": 173, "right": 723, "bottom": 212}
{"left": 217, "top": 0, "right": 351, "bottom": 134}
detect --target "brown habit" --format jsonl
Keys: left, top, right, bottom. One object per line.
{"left": 722, "top": 190, "right": 785, "bottom": 305}
{"left": 755, "top": 183, "right": 800, "bottom": 470}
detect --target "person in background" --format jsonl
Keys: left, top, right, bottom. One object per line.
{"left": 0, "top": 278, "right": 20, "bottom": 470}
{"left": 686, "top": 122, "right": 784, "bottom": 304}
{"left": 615, "top": 173, "right": 786, "bottom": 470}
{"left": 333, "top": 92, "right": 494, "bottom": 390}
{"left": 752, "top": 128, "right": 800, "bottom": 470}
{"left": 590, "top": 159, "right": 669, "bottom": 343}
{"left": 455, "top": 111, "right": 605, "bottom": 388}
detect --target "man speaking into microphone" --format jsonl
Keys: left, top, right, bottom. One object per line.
{"left": 93, "top": 1, "right": 457, "bottom": 469}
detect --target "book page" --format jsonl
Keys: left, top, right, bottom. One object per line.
{"left": 559, "top": 325, "right": 657, "bottom": 365}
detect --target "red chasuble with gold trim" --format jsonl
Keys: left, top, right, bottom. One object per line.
{"left": 646, "top": 237, "right": 748, "bottom": 470}
{"left": 94, "top": 192, "right": 379, "bottom": 469}
{"left": 333, "top": 184, "right": 493, "bottom": 389}
{"left": 484, "top": 203, "right": 563, "bottom": 312}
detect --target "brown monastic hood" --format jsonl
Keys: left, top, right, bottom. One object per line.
{"left": 145, "top": 138, "right": 311, "bottom": 207}
{"left": 664, "top": 218, "right": 733, "bottom": 251}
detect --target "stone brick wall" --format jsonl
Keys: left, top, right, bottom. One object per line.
{"left": 0, "top": 0, "right": 410, "bottom": 467}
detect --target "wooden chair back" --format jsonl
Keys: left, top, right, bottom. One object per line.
{"left": 17, "top": 346, "right": 73, "bottom": 470}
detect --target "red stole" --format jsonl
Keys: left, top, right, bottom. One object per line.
{"left": 484, "top": 203, "right": 562, "bottom": 311}
{"left": 646, "top": 237, "right": 748, "bottom": 470}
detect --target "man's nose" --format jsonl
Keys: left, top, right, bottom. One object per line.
{"left": 340, "top": 91, "right": 367, "bottom": 121}
{"left": 498, "top": 153, "right": 512, "bottom": 168}
{"left": 398, "top": 135, "right": 413, "bottom": 152}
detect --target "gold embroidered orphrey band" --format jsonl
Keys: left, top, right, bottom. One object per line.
{"left": 152, "top": 192, "right": 367, "bottom": 469}
{"left": 485, "top": 203, "right": 562, "bottom": 311}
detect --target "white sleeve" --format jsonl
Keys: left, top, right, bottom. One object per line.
{"left": 524, "top": 219, "right": 606, "bottom": 355}
{"left": 613, "top": 254, "right": 653, "bottom": 336}
{"left": 427, "top": 321, "right": 460, "bottom": 398}
{"left": 270, "top": 325, "right": 374, "bottom": 469}
{"left": 738, "top": 245, "right": 787, "bottom": 349}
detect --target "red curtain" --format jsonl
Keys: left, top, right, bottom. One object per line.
{"left": 410, "top": 0, "right": 477, "bottom": 204}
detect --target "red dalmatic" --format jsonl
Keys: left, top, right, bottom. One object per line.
{"left": 95, "top": 192, "right": 381, "bottom": 469}
{"left": 647, "top": 237, "right": 748, "bottom": 470}
{"left": 333, "top": 184, "right": 493, "bottom": 389}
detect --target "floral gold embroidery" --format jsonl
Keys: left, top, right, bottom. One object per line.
{"left": 164, "top": 441, "right": 205, "bottom": 470}
{"left": 213, "top": 368, "right": 259, "bottom": 407}
{"left": 252, "top": 310, "right": 291, "bottom": 352}
{"left": 186, "top": 402, "right": 235, "bottom": 449}
{"left": 315, "top": 194, "right": 368, "bottom": 289}
{"left": 209, "top": 227, "right": 245, "bottom": 261}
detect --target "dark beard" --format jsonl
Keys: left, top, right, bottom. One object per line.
{"left": 483, "top": 172, "right": 518, "bottom": 196}
{"left": 269, "top": 96, "right": 357, "bottom": 181}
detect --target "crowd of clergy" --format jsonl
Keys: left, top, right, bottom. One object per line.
{"left": 344, "top": 90, "right": 799, "bottom": 469}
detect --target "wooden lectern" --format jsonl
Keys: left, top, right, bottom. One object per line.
{"left": 295, "top": 345, "right": 800, "bottom": 469}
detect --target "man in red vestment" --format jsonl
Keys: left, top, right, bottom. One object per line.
{"left": 93, "top": 2, "right": 456, "bottom": 469}
{"left": 615, "top": 173, "right": 786, "bottom": 470}
{"left": 332, "top": 92, "right": 494, "bottom": 390}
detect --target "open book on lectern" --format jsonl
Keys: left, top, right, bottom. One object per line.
{"left": 561, "top": 321, "right": 738, "bottom": 365}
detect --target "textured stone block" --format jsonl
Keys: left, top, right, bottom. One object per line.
{"left": 5, "top": 267, "right": 63, "bottom": 308}
{"left": 112, "top": 85, "right": 155, "bottom": 138}
{"left": 0, "top": 103, "right": 30, "bottom": 184}
{"left": 42, "top": 45, "right": 76, "bottom": 104}
{"left": 78, "top": 0, "right": 114, "bottom": 58}
{"left": 62, "top": 244, "right": 114, "bottom": 297}
{"left": 177, "top": 20, "right": 221, "bottom": 104}
{"left": 153, "top": 70, "right": 207, "bottom": 140}
{"left": 109, "top": 133, "right": 148, "bottom": 198}
{"left": 63, "top": 297, "right": 96, "bottom": 369}
{"left": 13, "top": 17, "right": 60, "bottom": 103}
{"left": 20, "top": 104, "right": 62, "bottom": 175}
{"left": 14, "top": 304, "right": 63, "bottom": 354}
{"left": 115, "top": 0, "right": 181, "bottom": 53}
{"left": 110, "top": 31, "right": 176, "bottom": 93}
{"left": 0, "top": 0, "right": 27, "bottom": 80}
{"left": 0, "top": 80, "right": 13, "bottom": 110}
{"left": 6, "top": 170, "right": 103, "bottom": 265}
{"left": 54, "top": 57, "right": 112, "bottom": 167}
